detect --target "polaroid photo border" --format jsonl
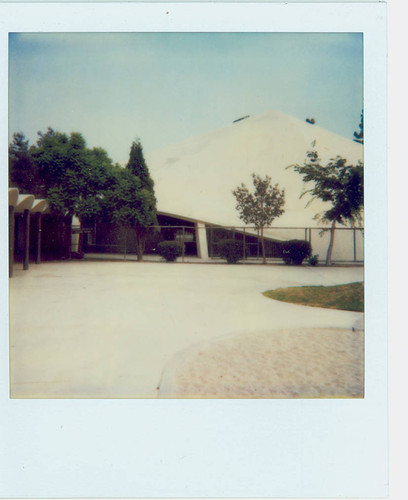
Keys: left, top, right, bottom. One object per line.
{"left": 0, "top": 2, "right": 387, "bottom": 498}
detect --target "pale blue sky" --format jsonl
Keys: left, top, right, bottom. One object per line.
{"left": 9, "top": 32, "right": 363, "bottom": 165}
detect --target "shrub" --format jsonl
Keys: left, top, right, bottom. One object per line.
{"left": 282, "top": 239, "right": 312, "bottom": 265}
{"left": 308, "top": 254, "right": 319, "bottom": 266}
{"left": 157, "top": 240, "right": 184, "bottom": 262}
{"left": 71, "top": 251, "right": 84, "bottom": 260}
{"left": 217, "top": 239, "right": 245, "bottom": 264}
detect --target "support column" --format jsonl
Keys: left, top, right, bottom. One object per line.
{"left": 9, "top": 206, "right": 15, "bottom": 277}
{"left": 35, "top": 212, "right": 42, "bottom": 264}
{"left": 210, "top": 226, "right": 213, "bottom": 258}
{"left": 182, "top": 226, "right": 185, "bottom": 263}
{"left": 353, "top": 228, "right": 357, "bottom": 262}
{"left": 257, "top": 228, "right": 260, "bottom": 259}
{"left": 195, "top": 223, "right": 209, "bottom": 260}
{"left": 65, "top": 216, "right": 72, "bottom": 260}
{"left": 23, "top": 209, "right": 30, "bottom": 271}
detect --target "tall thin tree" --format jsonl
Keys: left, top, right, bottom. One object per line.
{"left": 126, "top": 139, "right": 154, "bottom": 190}
{"left": 124, "top": 139, "right": 157, "bottom": 260}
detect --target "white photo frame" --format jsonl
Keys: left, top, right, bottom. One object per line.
{"left": 1, "top": 2, "right": 388, "bottom": 498}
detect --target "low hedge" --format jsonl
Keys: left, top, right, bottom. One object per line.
{"left": 217, "top": 239, "right": 245, "bottom": 264}
{"left": 282, "top": 239, "right": 312, "bottom": 265}
{"left": 157, "top": 240, "right": 184, "bottom": 262}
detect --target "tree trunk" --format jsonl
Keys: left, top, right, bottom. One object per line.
{"left": 35, "top": 212, "right": 42, "bottom": 264}
{"left": 325, "top": 220, "right": 336, "bottom": 265}
{"left": 22, "top": 209, "right": 30, "bottom": 271}
{"left": 76, "top": 219, "right": 84, "bottom": 255}
{"left": 77, "top": 232, "right": 84, "bottom": 255}
{"left": 135, "top": 229, "right": 145, "bottom": 262}
{"left": 64, "top": 215, "right": 72, "bottom": 260}
{"left": 261, "top": 226, "right": 266, "bottom": 264}
{"left": 9, "top": 206, "right": 15, "bottom": 277}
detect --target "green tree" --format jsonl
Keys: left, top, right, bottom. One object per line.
{"left": 30, "top": 128, "right": 80, "bottom": 207}
{"left": 289, "top": 147, "right": 363, "bottom": 265}
{"left": 9, "top": 132, "right": 39, "bottom": 194}
{"left": 27, "top": 128, "right": 115, "bottom": 256}
{"left": 124, "top": 139, "right": 158, "bottom": 260}
{"left": 126, "top": 139, "right": 154, "bottom": 190}
{"left": 75, "top": 147, "right": 116, "bottom": 226}
{"left": 353, "top": 110, "right": 364, "bottom": 144}
{"left": 106, "top": 167, "right": 157, "bottom": 261}
{"left": 29, "top": 128, "right": 113, "bottom": 221}
{"left": 232, "top": 173, "right": 285, "bottom": 264}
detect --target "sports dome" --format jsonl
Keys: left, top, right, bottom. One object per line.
{"left": 146, "top": 110, "right": 363, "bottom": 260}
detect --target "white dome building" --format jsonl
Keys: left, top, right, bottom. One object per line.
{"left": 146, "top": 110, "right": 364, "bottom": 262}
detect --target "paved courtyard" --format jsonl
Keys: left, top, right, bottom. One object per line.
{"left": 9, "top": 260, "right": 364, "bottom": 398}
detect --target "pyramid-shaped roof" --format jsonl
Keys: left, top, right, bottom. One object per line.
{"left": 146, "top": 110, "right": 363, "bottom": 230}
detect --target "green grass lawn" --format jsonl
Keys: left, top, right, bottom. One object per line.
{"left": 263, "top": 282, "right": 364, "bottom": 312}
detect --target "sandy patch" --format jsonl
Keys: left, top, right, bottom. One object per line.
{"left": 158, "top": 328, "right": 364, "bottom": 398}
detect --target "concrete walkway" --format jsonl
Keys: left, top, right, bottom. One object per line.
{"left": 9, "top": 260, "right": 363, "bottom": 398}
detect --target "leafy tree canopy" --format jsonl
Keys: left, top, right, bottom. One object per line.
{"left": 353, "top": 110, "right": 364, "bottom": 144}
{"left": 126, "top": 139, "right": 154, "bottom": 190}
{"left": 30, "top": 129, "right": 92, "bottom": 194}
{"left": 106, "top": 168, "right": 157, "bottom": 229}
{"left": 9, "top": 132, "right": 39, "bottom": 194}
{"left": 291, "top": 149, "right": 363, "bottom": 227}
{"left": 233, "top": 173, "right": 285, "bottom": 229}
{"left": 232, "top": 173, "right": 285, "bottom": 263}
{"left": 10, "top": 127, "right": 116, "bottom": 223}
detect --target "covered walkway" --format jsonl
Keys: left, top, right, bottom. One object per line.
{"left": 9, "top": 187, "right": 48, "bottom": 277}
